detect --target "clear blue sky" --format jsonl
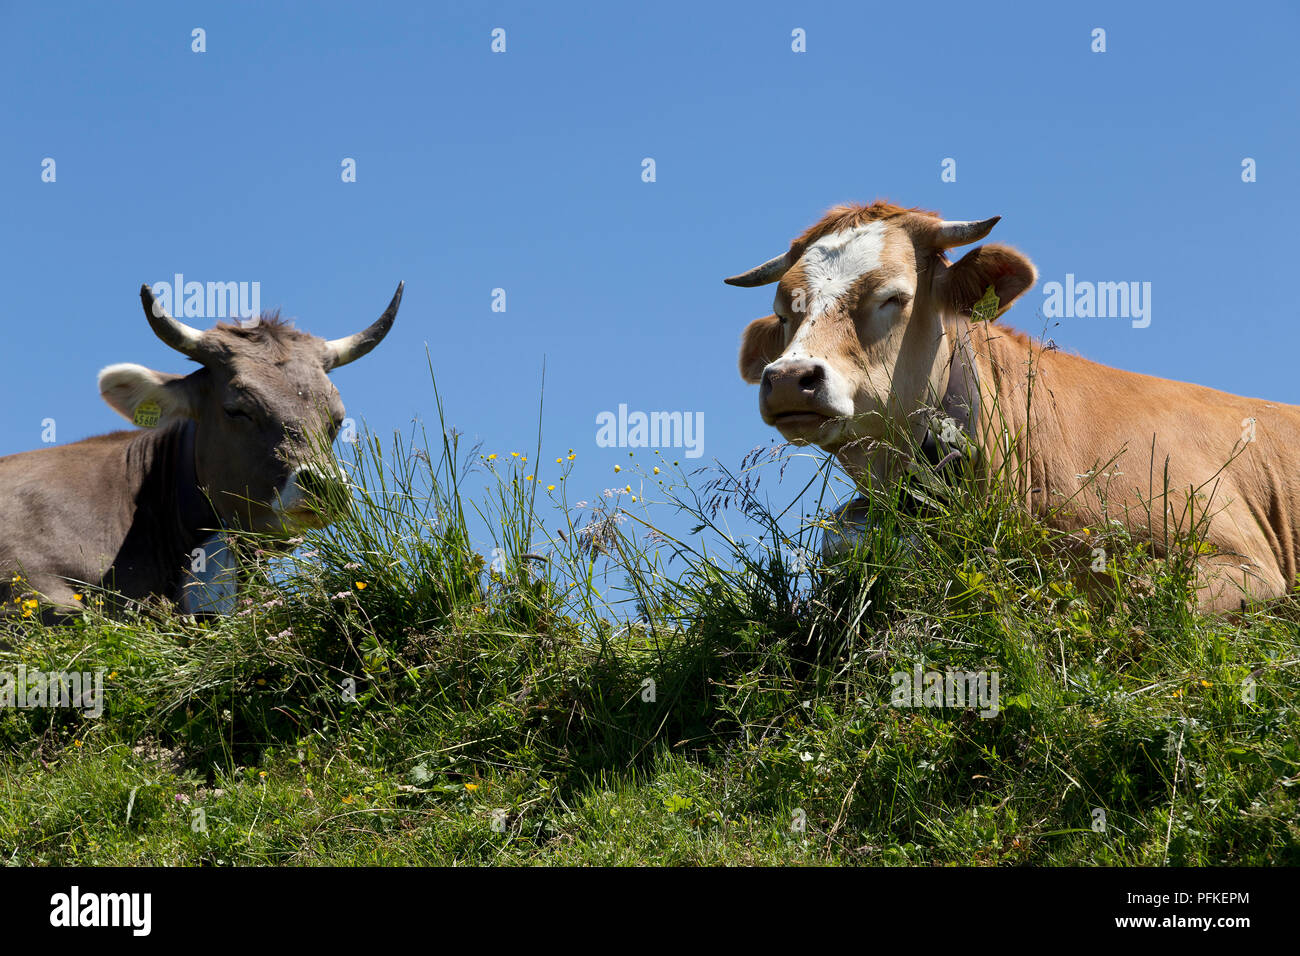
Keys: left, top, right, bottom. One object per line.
{"left": 2, "top": 0, "right": 1297, "bottom": 551}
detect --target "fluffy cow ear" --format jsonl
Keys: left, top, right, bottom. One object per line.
{"left": 739, "top": 315, "right": 784, "bottom": 384}
{"left": 938, "top": 244, "right": 1037, "bottom": 319}
{"left": 98, "top": 364, "right": 200, "bottom": 427}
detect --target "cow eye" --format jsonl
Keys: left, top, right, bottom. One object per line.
{"left": 224, "top": 406, "right": 252, "bottom": 421}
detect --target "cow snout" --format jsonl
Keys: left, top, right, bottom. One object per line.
{"left": 294, "top": 464, "right": 346, "bottom": 501}
{"left": 761, "top": 358, "right": 829, "bottom": 419}
{"left": 275, "top": 463, "right": 350, "bottom": 526}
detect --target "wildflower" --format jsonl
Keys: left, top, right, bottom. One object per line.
{"left": 342, "top": 794, "right": 355, "bottom": 804}
{"left": 72, "top": 593, "right": 83, "bottom": 601}
{"left": 354, "top": 581, "right": 367, "bottom": 590}
{"left": 487, "top": 453, "right": 497, "bottom": 460}
{"left": 332, "top": 590, "right": 353, "bottom": 600}
{"left": 108, "top": 671, "right": 117, "bottom": 680}
{"left": 614, "top": 465, "right": 621, "bottom": 473}
{"left": 511, "top": 452, "right": 520, "bottom": 458}
{"left": 555, "top": 458, "right": 562, "bottom": 464}
{"left": 73, "top": 740, "right": 82, "bottom": 748}
{"left": 465, "top": 783, "right": 479, "bottom": 793}
{"left": 625, "top": 485, "right": 631, "bottom": 493}
{"left": 547, "top": 485, "right": 555, "bottom": 491}
{"left": 653, "top": 467, "right": 660, "bottom": 475}
{"left": 256, "top": 678, "right": 267, "bottom": 686}
{"left": 567, "top": 454, "right": 575, "bottom": 461}
{"left": 576, "top": 510, "right": 628, "bottom": 556}
{"left": 273, "top": 629, "right": 292, "bottom": 641}
{"left": 344, "top": 562, "right": 362, "bottom": 571}
{"left": 259, "top": 771, "right": 267, "bottom": 778}
{"left": 525, "top": 474, "right": 533, "bottom": 481}
{"left": 174, "top": 793, "right": 191, "bottom": 805}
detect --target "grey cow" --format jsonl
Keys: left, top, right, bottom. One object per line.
{"left": 0, "top": 283, "right": 402, "bottom": 617}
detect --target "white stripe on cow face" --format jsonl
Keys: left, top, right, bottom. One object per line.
{"left": 785, "top": 221, "right": 887, "bottom": 359}
{"left": 764, "top": 222, "right": 888, "bottom": 428}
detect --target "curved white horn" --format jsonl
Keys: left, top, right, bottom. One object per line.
{"left": 933, "top": 216, "right": 1001, "bottom": 249}
{"left": 139, "top": 285, "right": 206, "bottom": 358}
{"left": 724, "top": 252, "right": 793, "bottom": 288}
{"left": 325, "top": 282, "right": 404, "bottom": 369}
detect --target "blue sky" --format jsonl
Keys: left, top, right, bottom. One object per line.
{"left": 2, "top": 0, "right": 1297, "bottom": 552}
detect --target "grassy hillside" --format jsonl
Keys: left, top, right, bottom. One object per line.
{"left": 2, "top": 383, "right": 1297, "bottom": 866}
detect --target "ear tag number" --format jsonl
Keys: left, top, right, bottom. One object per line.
{"left": 133, "top": 400, "right": 162, "bottom": 428}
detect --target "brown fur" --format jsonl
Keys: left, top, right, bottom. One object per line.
{"left": 734, "top": 202, "right": 1300, "bottom": 611}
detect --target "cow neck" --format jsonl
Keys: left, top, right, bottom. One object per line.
{"left": 919, "top": 322, "right": 982, "bottom": 473}
{"left": 172, "top": 420, "right": 219, "bottom": 538}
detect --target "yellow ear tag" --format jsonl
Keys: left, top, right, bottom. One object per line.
{"left": 133, "top": 400, "right": 162, "bottom": 428}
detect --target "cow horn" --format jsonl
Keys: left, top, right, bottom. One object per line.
{"left": 325, "top": 282, "right": 404, "bottom": 369}
{"left": 724, "top": 252, "right": 793, "bottom": 288}
{"left": 140, "top": 285, "right": 207, "bottom": 358}
{"left": 932, "top": 216, "right": 1001, "bottom": 249}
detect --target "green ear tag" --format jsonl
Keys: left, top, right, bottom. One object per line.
{"left": 971, "top": 285, "right": 1002, "bottom": 323}
{"left": 133, "top": 400, "right": 162, "bottom": 428}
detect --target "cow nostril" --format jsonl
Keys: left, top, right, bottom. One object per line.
{"left": 798, "top": 364, "right": 825, "bottom": 392}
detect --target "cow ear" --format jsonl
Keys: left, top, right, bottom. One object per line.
{"left": 98, "top": 364, "right": 200, "bottom": 426}
{"left": 739, "top": 315, "right": 785, "bottom": 384}
{"left": 937, "top": 243, "right": 1037, "bottom": 319}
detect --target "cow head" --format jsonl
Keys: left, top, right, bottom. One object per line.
{"left": 729, "top": 203, "right": 1035, "bottom": 472}
{"left": 97, "top": 283, "right": 403, "bottom": 535}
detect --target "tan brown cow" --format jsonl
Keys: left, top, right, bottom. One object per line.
{"left": 727, "top": 201, "right": 1300, "bottom": 611}
{"left": 0, "top": 283, "right": 402, "bottom": 617}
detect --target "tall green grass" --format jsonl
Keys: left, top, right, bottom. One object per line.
{"left": 0, "top": 361, "right": 1296, "bottom": 865}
